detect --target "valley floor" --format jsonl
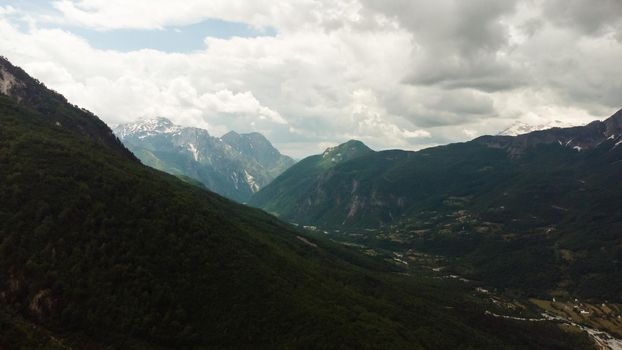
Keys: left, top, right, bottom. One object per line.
{"left": 301, "top": 225, "right": 622, "bottom": 350}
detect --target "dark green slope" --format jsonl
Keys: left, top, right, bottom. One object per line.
{"left": 394, "top": 140, "right": 622, "bottom": 299}
{"left": 250, "top": 139, "right": 377, "bottom": 223}
{"left": 252, "top": 111, "right": 622, "bottom": 229}
{"left": 251, "top": 141, "right": 514, "bottom": 227}
{"left": 0, "top": 95, "right": 404, "bottom": 348}
{"left": 0, "top": 76, "right": 595, "bottom": 348}
{"left": 0, "top": 56, "right": 134, "bottom": 160}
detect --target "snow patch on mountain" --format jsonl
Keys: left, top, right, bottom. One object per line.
{"left": 498, "top": 120, "right": 577, "bottom": 137}
{"left": 244, "top": 170, "right": 260, "bottom": 193}
{"left": 113, "top": 117, "right": 295, "bottom": 202}
{"left": 187, "top": 143, "right": 199, "bottom": 161}
{"left": 114, "top": 117, "right": 182, "bottom": 139}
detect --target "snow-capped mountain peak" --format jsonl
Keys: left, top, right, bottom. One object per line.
{"left": 114, "top": 117, "right": 183, "bottom": 139}
{"left": 112, "top": 118, "right": 295, "bottom": 202}
{"left": 497, "top": 120, "right": 577, "bottom": 136}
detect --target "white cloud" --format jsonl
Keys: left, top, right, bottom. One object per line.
{"left": 0, "top": 5, "right": 16, "bottom": 16}
{"left": 50, "top": 0, "right": 364, "bottom": 33}
{"left": 0, "top": 0, "right": 620, "bottom": 158}
{"left": 346, "top": 89, "right": 430, "bottom": 149}
{"left": 463, "top": 129, "right": 478, "bottom": 138}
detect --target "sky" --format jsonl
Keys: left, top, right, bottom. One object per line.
{"left": 0, "top": 0, "right": 621, "bottom": 158}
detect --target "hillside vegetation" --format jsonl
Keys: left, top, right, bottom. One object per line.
{"left": 251, "top": 112, "right": 622, "bottom": 301}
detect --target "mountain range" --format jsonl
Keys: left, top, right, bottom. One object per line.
{"left": 250, "top": 110, "right": 622, "bottom": 300}
{"left": 253, "top": 110, "right": 622, "bottom": 227}
{"left": 113, "top": 118, "right": 294, "bottom": 202}
{"left": 497, "top": 120, "right": 577, "bottom": 136}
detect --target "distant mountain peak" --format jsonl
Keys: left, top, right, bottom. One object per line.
{"left": 604, "top": 108, "right": 622, "bottom": 134}
{"left": 497, "top": 120, "right": 577, "bottom": 136}
{"left": 609, "top": 108, "right": 622, "bottom": 120}
{"left": 113, "top": 118, "right": 294, "bottom": 202}
{"left": 343, "top": 139, "right": 370, "bottom": 148}
{"left": 323, "top": 139, "right": 370, "bottom": 152}
{"left": 114, "top": 117, "right": 184, "bottom": 139}
{"left": 221, "top": 130, "right": 269, "bottom": 144}
{"left": 478, "top": 109, "right": 622, "bottom": 156}
{"left": 222, "top": 130, "right": 240, "bottom": 138}
{"left": 221, "top": 130, "right": 293, "bottom": 173}
{"left": 154, "top": 116, "right": 173, "bottom": 123}
{"left": 321, "top": 140, "right": 373, "bottom": 165}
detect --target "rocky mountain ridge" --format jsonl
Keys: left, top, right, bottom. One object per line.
{"left": 114, "top": 117, "right": 295, "bottom": 202}
{"left": 479, "top": 109, "right": 622, "bottom": 156}
{"left": 0, "top": 56, "right": 134, "bottom": 160}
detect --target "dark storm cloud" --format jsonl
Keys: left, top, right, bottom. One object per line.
{"left": 362, "top": 0, "right": 523, "bottom": 93}
{"left": 362, "top": 0, "right": 517, "bottom": 53}
{"left": 380, "top": 87, "right": 496, "bottom": 128}
{"left": 543, "top": 0, "right": 622, "bottom": 37}
{"left": 404, "top": 55, "right": 528, "bottom": 93}
{"left": 359, "top": 0, "right": 622, "bottom": 133}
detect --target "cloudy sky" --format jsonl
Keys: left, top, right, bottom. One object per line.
{"left": 0, "top": 0, "right": 621, "bottom": 157}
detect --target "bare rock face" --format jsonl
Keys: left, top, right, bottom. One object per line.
{"left": 29, "top": 289, "right": 56, "bottom": 320}
{"left": 0, "top": 65, "right": 25, "bottom": 99}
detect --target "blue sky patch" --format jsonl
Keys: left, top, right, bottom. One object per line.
{"left": 61, "top": 19, "right": 277, "bottom": 52}
{"left": 0, "top": 0, "right": 277, "bottom": 52}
